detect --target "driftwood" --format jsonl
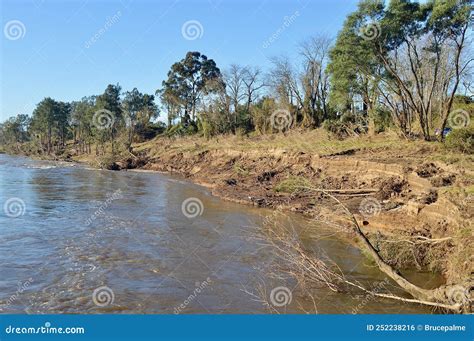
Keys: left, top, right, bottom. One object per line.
{"left": 380, "top": 236, "right": 453, "bottom": 245}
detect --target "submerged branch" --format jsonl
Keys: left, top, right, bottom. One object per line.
{"left": 307, "top": 187, "right": 472, "bottom": 313}
{"left": 256, "top": 185, "right": 472, "bottom": 313}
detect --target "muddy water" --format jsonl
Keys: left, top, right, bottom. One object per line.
{"left": 0, "top": 154, "right": 441, "bottom": 314}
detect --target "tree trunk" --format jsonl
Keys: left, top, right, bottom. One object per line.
{"left": 319, "top": 190, "right": 472, "bottom": 313}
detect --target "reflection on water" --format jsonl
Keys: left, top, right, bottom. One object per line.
{"left": 0, "top": 154, "right": 439, "bottom": 314}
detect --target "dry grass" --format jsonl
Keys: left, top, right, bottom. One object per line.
{"left": 135, "top": 129, "right": 473, "bottom": 173}
{"left": 136, "top": 129, "right": 402, "bottom": 154}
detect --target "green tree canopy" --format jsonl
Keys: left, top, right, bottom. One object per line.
{"left": 161, "top": 51, "right": 224, "bottom": 127}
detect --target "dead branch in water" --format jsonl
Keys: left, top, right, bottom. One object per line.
{"left": 258, "top": 216, "right": 344, "bottom": 293}
{"left": 296, "top": 185, "right": 472, "bottom": 313}
{"left": 250, "top": 183, "right": 472, "bottom": 313}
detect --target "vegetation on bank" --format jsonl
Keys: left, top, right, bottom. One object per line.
{"left": 1, "top": 0, "right": 473, "bottom": 158}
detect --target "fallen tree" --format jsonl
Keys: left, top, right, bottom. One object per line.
{"left": 255, "top": 187, "right": 472, "bottom": 314}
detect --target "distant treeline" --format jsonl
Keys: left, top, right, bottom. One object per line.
{"left": 1, "top": 0, "right": 472, "bottom": 156}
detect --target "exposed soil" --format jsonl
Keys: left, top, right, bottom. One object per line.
{"left": 120, "top": 136, "right": 474, "bottom": 287}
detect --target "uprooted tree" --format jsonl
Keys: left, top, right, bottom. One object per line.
{"left": 256, "top": 188, "right": 472, "bottom": 314}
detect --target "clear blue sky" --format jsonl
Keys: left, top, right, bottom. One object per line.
{"left": 1, "top": 0, "right": 359, "bottom": 121}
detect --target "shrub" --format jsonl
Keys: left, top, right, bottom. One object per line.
{"left": 323, "top": 119, "right": 353, "bottom": 139}
{"left": 445, "top": 127, "right": 474, "bottom": 154}
{"left": 340, "top": 111, "right": 356, "bottom": 124}
{"left": 323, "top": 119, "right": 342, "bottom": 134}
{"left": 166, "top": 123, "right": 196, "bottom": 138}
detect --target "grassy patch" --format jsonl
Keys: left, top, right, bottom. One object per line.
{"left": 274, "top": 176, "right": 312, "bottom": 194}
{"left": 233, "top": 162, "right": 249, "bottom": 176}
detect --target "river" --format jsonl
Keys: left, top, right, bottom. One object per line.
{"left": 0, "top": 153, "right": 440, "bottom": 314}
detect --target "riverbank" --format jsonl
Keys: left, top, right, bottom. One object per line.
{"left": 133, "top": 130, "right": 473, "bottom": 288}
{"left": 4, "top": 129, "right": 474, "bottom": 290}
{"left": 0, "top": 152, "right": 438, "bottom": 314}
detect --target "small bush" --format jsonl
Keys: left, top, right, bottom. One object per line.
{"left": 96, "top": 154, "right": 119, "bottom": 170}
{"left": 323, "top": 119, "right": 346, "bottom": 138}
{"left": 445, "top": 127, "right": 474, "bottom": 154}
{"left": 233, "top": 162, "right": 249, "bottom": 176}
{"left": 340, "top": 111, "right": 356, "bottom": 124}
{"left": 166, "top": 123, "right": 196, "bottom": 138}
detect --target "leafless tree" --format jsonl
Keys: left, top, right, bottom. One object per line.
{"left": 269, "top": 56, "right": 303, "bottom": 126}
{"left": 299, "top": 35, "right": 333, "bottom": 126}
{"left": 242, "top": 66, "right": 266, "bottom": 113}
{"left": 224, "top": 64, "right": 246, "bottom": 132}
